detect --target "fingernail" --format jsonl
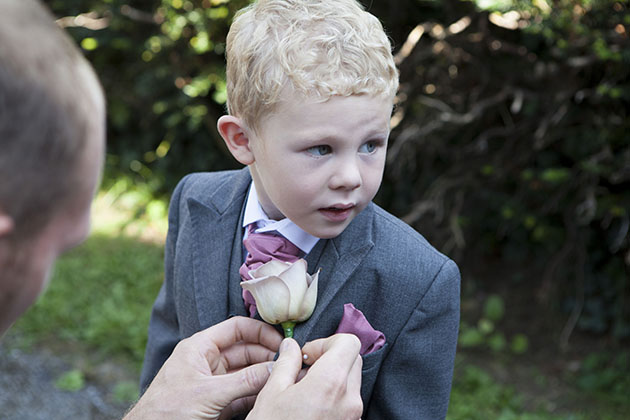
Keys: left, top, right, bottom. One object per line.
{"left": 267, "top": 362, "right": 274, "bottom": 374}
{"left": 302, "top": 353, "right": 308, "bottom": 360}
{"left": 280, "top": 338, "right": 291, "bottom": 352}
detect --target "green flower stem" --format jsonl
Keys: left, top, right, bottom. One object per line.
{"left": 281, "top": 321, "right": 296, "bottom": 338}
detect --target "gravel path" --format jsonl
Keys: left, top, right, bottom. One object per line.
{"left": 0, "top": 338, "right": 132, "bottom": 420}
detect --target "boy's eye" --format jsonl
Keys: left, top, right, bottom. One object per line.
{"left": 359, "top": 141, "right": 378, "bottom": 154}
{"left": 307, "top": 145, "right": 332, "bottom": 156}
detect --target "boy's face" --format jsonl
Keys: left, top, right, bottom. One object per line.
{"left": 248, "top": 94, "right": 392, "bottom": 239}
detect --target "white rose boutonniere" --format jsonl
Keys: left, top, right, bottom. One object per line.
{"left": 241, "top": 259, "right": 319, "bottom": 337}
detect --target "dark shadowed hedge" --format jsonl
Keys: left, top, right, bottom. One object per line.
{"left": 381, "top": 0, "right": 629, "bottom": 343}
{"left": 48, "top": 0, "right": 629, "bottom": 342}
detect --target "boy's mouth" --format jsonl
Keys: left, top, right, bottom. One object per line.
{"left": 321, "top": 203, "right": 355, "bottom": 211}
{"left": 318, "top": 204, "right": 355, "bottom": 222}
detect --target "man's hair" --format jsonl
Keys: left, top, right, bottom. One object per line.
{"left": 0, "top": 0, "right": 104, "bottom": 240}
{"left": 225, "top": 0, "right": 399, "bottom": 132}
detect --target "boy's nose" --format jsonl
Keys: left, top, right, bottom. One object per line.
{"left": 329, "top": 159, "right": 362, "bottom": 191}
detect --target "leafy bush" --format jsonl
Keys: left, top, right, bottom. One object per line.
{"left": 573, "top": 350, "right": 630, "bottom": 404}
{"left": 458, "top": 294, "right": 529, "bottom": 353}
{"left": 51, "top": 0, "right": 248, "bottom": 195}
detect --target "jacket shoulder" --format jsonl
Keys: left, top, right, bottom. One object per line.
{"left": 175, "top": 170, "right": 240, "bottom": 199}
{"left": 373, "top": 205, "right": 448, "bottom": 260}
{"left": 370, "top": 204, "right": 452, "bottom": 268}
{"left": 170, "top": 168, "right": 251, "bottom": 210}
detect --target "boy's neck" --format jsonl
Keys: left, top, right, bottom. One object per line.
{"left": 242, "top": 181, "right": 319, "bottom": 254}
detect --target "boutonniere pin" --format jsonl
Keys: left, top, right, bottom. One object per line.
{"left": 241, "top": 259, "right": 319, "bottom": 338}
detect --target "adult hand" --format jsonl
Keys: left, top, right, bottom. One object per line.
{"left": 246, "top": 334, "right": 363, "bottom": 420}
{"left": 124, "top": 316, "right": 282, "bottom": 420}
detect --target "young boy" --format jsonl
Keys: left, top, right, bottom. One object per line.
{"left": 1, "top": 2, "right": 363, "bottom": 419}
{"left": 141, "top": 0, "right": 461, "bottom": 418}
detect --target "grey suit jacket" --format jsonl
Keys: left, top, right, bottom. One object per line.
{"left": 140, "top": 168, "right": 460, "bottom": 419}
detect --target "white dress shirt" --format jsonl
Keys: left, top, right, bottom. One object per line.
{"left": 242, "top": 181, "right": 320, "bottom": 255}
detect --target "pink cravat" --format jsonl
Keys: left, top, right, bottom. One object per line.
{"left": 239, "top": 224, "right": 302, "bottom": 317}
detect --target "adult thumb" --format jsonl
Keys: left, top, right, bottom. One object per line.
{"left": 209, "top": 361, "right": 274, "bottom": 410}
{"left": 260, "top": 338, "right": 302, "bottom": 393}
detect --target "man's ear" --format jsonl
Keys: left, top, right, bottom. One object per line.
{"left": 0, "top": 211, "right": 14, "bottom": 237}
{"left": 217, "top": 115, "right": 255, "bottom": 165}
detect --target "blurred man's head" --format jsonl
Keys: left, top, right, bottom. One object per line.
{"left": 0, "top": 0, "right": 106, "bottom": 336}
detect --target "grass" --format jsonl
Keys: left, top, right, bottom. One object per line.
{"left": 447, "top": 356, "right": 630, "bottom": 420}
{"left": 448, "top": 362, "right": 584, "bottom": 420}
{"left": 12, "top": 233, "right": 164, "bottom": 366}
{"left": 6, "top": 178, "right": 629, "bottom": 417}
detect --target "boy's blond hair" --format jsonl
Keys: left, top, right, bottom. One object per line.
{"left": 0, "top": 0, "right": 104, "bottom": 241}
{"left": 225, "top": 0, "right": 399, "bottom": 133}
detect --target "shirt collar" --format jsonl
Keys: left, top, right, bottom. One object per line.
{"left": 242, "top": 181, "right": 319, "bottom": 254}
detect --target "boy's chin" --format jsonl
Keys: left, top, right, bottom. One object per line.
{"left": 307, "top": 221, "right": 353, "bottom": 239}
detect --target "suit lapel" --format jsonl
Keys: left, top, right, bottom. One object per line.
{"left": 188, "top": 168, "right": 252, "bottom": 329}
{"left": 294, "top": 204, "right": 375, "bottom": 344}
{"left": 227, "top": 197, "right": 248, "bottom": 317}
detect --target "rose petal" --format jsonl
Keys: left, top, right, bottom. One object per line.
{"left": 241, "top": 276, "right": 290, "bottom": 324}
{"left": 295, "top": 270, "right": 318, "bottom": 322}
{"left": 242, "top": 258, "right": 318, "bottom": 326}
{"left": 249, "top": 259, "right": 291, "bottom": 278}
{"left": 278, "top": 259, "right": 309, "bottom": 319}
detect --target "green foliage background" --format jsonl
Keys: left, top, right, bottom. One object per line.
{"left": 47, "top": 0, "right": 630, "bottom": 340}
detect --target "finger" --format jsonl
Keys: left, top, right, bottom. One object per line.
{"left": 206, "top": 361, "right": 273, "bottom": 409}
{"left": 345, "top": 355, "right": 364, "bottom": 420}
{"left": 346, "top": 354, "right": 363, "bottom": 398}
{"left": 220, "top": 342, "right": 278, "bottom": 371}
{"left": 258, "top": 338, "right": 302, "bottom": 394}
{"left": 189, "top": 317, "right": 283, "bottom": 353}
{"left": 296, "top": 367, "right": 309, "bottom": 382}
{"left": 302, "top": 333, "right": 361, "bottom": 365}
{"left": 302, "top": 334, "right": 361, "bottom": 377}
{"left": 218, "top": 395, "right": 257, "bottom": 420}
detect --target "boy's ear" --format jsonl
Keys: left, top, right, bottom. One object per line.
{"left": 217, "top": 115, "right": 255, "bottom": 165}
{"left": 0, "top": 211, "right": 14, "bottom": 238}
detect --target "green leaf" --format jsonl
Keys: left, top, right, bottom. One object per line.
{"left": 540, "top": 168, "right": 570, "bottom": 184}
{"left": 484, "top": 295, "right": 505, "bottom": 322}
{"left": 510, "top": 334, "right": 529, "bottom": 354}
{"left": 488, "top": 332, "right": 506, "bottom": 352}
{"left": 478, "top": 318, "right": 495, "bottom": 335}
{"left": 459, "top": 328, "right": 484, "bottom": 348}
{"left": 55, "top": 369, "right": 85, "bottom": 392}
{"left": 113, "top": 381, "right": 140, "bottom": 404}
{"left": 80, "top": 37, "right": 98, "bottom": 51}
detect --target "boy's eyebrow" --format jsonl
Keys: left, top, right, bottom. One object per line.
{"left": 298, "top": 129, "right": 390, "bottom": 143}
